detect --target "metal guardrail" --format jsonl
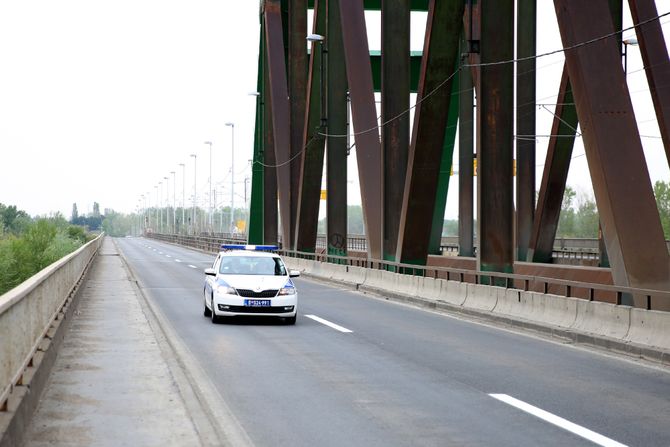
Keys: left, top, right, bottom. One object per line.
{"left": 146, "top": 232, "right": 669, "bottom": 311}
{"left": 0, "top": 234, "right": 103, "bottom": 412}
{"left": 280, "top": 249, "right": 670, "bottom": 312}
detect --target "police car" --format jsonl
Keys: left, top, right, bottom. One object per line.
{"left": 203, "top": 245, "right": 300, "bottom": 324}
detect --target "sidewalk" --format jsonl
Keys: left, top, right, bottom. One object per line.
{"left": 22, "top": 238, "right": 203, "bottom": 447}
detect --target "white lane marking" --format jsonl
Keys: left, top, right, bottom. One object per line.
{"left": 489, "top": 394, "right": 627, "bottom": 447}
{"left": 188, "top": 264, "right": 198, "bottom": 269}
{"left": 166, "top": 254, "right": 171, "bottom": 258}
{"left": 158, "top": 251, "right": 163, "bottom": 255}
{"left": 175, "top": 259, "right": 182, "bottom": 263}
{"left": 305, "top": 315, "right": 353, "bottom": 333}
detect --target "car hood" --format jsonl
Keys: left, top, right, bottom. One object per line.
{"left": 217, "top": 275, "right": 293, "bottom": 291}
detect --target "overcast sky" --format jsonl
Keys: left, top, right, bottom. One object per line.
{"left": 1, "top": 1, "right": 669, "bottom": 221}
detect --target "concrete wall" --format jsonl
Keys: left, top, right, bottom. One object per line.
{"left": 284, "top": 256, "right": 670, "bottom": 362}
{"left": 0, "top": 234, "right": 103, "bottom": 411}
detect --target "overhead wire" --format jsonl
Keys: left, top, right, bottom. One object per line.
{"left": 255, "top": 9, "right": 670, "bottom": 168}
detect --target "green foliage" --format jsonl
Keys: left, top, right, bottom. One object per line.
{"left": 102, "top": 210, "right": 134, "bottom": 237}
{"left": 0, "top": 206, "right": 92, "bottom": 296}
{"left": 654, "top": 180, "right": 670, "bottom": 239}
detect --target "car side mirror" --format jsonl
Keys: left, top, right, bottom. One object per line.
{"left": 204, "top": 268, "right": 217, "bottom": 276}
{"left": 289, "top": 270, "right": 300, "bottom": 278}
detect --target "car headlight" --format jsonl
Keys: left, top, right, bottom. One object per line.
{"left": 278, "top": 287, "right": 296, "bottom": 296}
{"left": 217, "top": 284, "right": 237, "bottom": 295}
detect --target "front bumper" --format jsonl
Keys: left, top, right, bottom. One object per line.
{"left": 213, "top": 293, "right": 298, "bottom": 317}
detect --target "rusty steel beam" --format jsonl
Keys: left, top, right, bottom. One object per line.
{"left": 477, "top": 0, "right": 514, "bottom": 277}
{"left": 629, "top": 0, "right": 670, "bottom": 164}
{"left": 381, "top": 0, "right": 410, "bottom": 261}
{"left": 554, "top": 0, "right": 670, "bottom": 300}
{"left": 263, "top": 41, "right": 279, "bottom": 245}
{"left": 326, "top": 0, "right": 348, "bottom": 256}
{"left": 338, "top": 0, "right": 382, "bottom": 259}
{"left": 395, "top": 0, "right": 464, "bottom": 265}
{"left": 264, "top": 1, "right": 292, "bottom": 248}
{"left": 458, "top": 32, "right": 474, "bottom": 258}
{"left": 294, "top": 0, "right": 326, "bottom": 252}
{"left": 515, "top": 0, "right": 536, "bottom": 261}
{"left": 288, "top": 0, "right": 308, "bottom": 250}
{"left": 527, "top": 64, "right": 577, "bottom": 263}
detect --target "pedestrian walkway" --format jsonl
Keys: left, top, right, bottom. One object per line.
{"left": 23, "top": 238, "right": 202, "bottom": 447}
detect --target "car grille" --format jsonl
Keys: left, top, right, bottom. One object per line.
{"left": 225, "top": 305, "right": 293, "bottom": 314}
{"left": 236, "top": 289, "right": 279, "bottom": 298}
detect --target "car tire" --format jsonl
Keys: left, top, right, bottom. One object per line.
{"left": 204, "top": 297, "right": 212, "bottom": 317}
{"left": 284, "top": 314, "right": 296, "bottom": 325}
{"left": 210, "top": 296, "right": 219, "bottom": 324}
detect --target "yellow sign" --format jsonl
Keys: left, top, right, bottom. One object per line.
{"left": 320, "top": 190, "right": 327, "bottom": 200}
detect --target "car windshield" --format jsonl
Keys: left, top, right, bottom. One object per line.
{"left": 218, "top": 256, "right": 287, "bottom": 276}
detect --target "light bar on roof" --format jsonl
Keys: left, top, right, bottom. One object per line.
{"left": 220, "top": 244, "right": 279, "bottom": 251}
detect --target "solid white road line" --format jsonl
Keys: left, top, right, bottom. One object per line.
{"left": 489, "top": 394, "right": 627, "bottom": 447}
{"left": 305, "top": 315, "right": 353, "bottom": 333}
{"left": 188, "top": 264, "right": 198, "bottom": 269}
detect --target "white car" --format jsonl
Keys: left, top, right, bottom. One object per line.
{"left": 203, "top": 245, "right": 300, "bottom": 324}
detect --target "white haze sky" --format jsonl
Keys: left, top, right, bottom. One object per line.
{"left": 0, "top": 2, "right": 669, "bottom": 220}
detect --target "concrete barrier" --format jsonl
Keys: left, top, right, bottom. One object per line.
{"left": 421, "top": 277, "right": 442, "bottom": 301}
{"left": 439, "top": 280, "right": 468, "bottom": 306}
{"left": 280, "top": 254, "right": 669, "bottom": 358}
{"left": 626, "top": 308, "right": 670, "bottom": 351}
{"left": 348, "top": 266, "right": 367, "bottom": 286}
{"left": 0, "top": 234, "right": 102, "bottom": 423}
{"left": 572, "top": 300, "right": 631, "bottom": 340}
{"left": 463, "top": 284, "right": 500, "bottom": 311}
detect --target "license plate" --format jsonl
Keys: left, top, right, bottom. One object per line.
{"left": 244, "top": 299, "right": 271, "bottom": 307}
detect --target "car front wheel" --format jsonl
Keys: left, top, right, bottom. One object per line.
{"left": 210, "top": 296, "right": 219, "bottom": 324}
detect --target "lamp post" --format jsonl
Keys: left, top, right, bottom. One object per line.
{"left": 155, "top": 184, "right": 159, "bottom": 233}
{"left": 163, "top": 176, "right": 169, "bottom": 233}
{"left": 171, "top": 171, "right": 176, "bottom": 232}
{"left": 623, "top": 38, "right": 638, "bottom": 77}
{"left": 307, "top": 33, "right": 326, "bottom": 127}
{"left": 190, "top": 153, "right": 197, "bottom": 234}
{"left": 179, "top": 163, "right": 185, "bottom": 233}
{"left": 224, "top": 122, "right": 235, "bottom": 235}
{"left": 204, "top": 141, "right": 213, "bottom": 233}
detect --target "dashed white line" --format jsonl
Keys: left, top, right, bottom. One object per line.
{"left": 166, "top": 254, "right": 171, "bottom": 258}
{"left": 305, "top": 315, "right": 353, "bottom": 333}
{"left": 175, "top": 259, "right": 182, "bottom": 263}
{"left": 489, "top": 394, "right": 627, "bottom": 447}
{"left": 188, "top": 264, "right": 198, "bottom": 269}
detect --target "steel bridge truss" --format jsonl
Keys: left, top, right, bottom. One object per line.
{"left": 249, "top": 0, "right": 670, "bottom": 306}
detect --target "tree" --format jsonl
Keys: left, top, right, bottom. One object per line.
{"left": 557, "top": 186, "right": 576, "bottom": 237}
{"left": 71, "top": 203, "right": 79, "bottom": 222}
{"left": 574, "top": 194, "right": 599, "bottom": 238}
{"left": 654, "top": 180, "right": 670, "bottom": 239}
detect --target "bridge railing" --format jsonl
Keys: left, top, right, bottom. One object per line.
{"left": 280, "top": 249, "right": 670, "bottom": 311}
{"left": 144, "top": 232, "right": 670, "bottom": 310}
{"left": 0, "top": 234, "right": 103, "bottom": 412}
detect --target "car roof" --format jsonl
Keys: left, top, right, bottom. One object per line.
{"left": 217, "top": 250, "right": 280, "bottom": 258}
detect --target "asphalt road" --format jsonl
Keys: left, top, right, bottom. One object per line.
{"left": 116, "top": 237, "right": 670, "bottom": 447}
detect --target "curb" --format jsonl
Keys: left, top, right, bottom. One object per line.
{"left": 114, "top": 238, "right": 253, "bottom": 447}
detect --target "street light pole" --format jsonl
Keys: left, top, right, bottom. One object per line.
{"left": 163, "top": 176, "right": 169, "bottom": 233}
{"left": 190, "top": 154, "right": 197, "bottom": 234}
{"left": 225, "top": 122, "right": 235, "bottom": 235}
{"left": 171, "top": 171, "right": 176, "bottom": 232}
{"left": 204, "top": 141, "right": 213, "bottom": 233}
{"left": 179, "top": 163, "right": 185, "bottom": 234}
{"left": 155, "top": 184, "right": 159, "bottom": 233}
{"left": 623, "top": 38, "right": 639, "bottom": 77}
